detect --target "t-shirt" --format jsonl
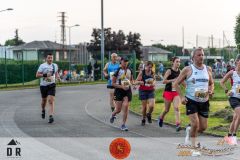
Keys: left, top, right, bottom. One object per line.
{"left": 37, "top": 63, "right": 58, "bottom": 86}
{"left": 113, "top": 67, "right": 133, "bottom": 89}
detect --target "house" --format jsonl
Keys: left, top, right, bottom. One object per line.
{"left": 11, "top": 41, "right": 77, "bottom": 62}
{"left": 141, "top": 46, "right": 172, "bottom": 62}
{"left": 0, "top": 46, "right": 14, "bottom": 59}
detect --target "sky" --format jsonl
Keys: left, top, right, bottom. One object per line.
{"left": 0, "top": 0, "right": 239, "bottom": 48}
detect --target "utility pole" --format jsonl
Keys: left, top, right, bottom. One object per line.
{"left": 58, "top": 12, "right": 67, "bottom": 59}
{"left": 101, "top": 0, "right": 105, "bottom": 80}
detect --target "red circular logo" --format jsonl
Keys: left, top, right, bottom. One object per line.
{"left": 109, "top": 138, "right": 131, "bottom": 159}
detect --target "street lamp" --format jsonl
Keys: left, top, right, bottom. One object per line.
{"left": 67, "top": 24, "right": 79, "bottom": 76}
{"left": 0, "top": 8, "right": 13, "bottom": 12}
{"left": 67, "top": 24, "right": 80, "bottom": 45}
{"left": 101, "top": 0, "right": 104, "bottom": 80}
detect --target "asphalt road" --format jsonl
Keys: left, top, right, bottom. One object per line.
{"left": 0, "top": 84, "right": 239, "bottom": 160}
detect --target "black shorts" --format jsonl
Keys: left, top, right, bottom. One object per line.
{"left": 114, "top": 88, "right": 132, "bottom": 102}
{"left": 40, "top": 83, "right": 56, "bottom": 98}
{"left": 229, "top": 97, "right": 240, "bottom": 109}
{"left": 186, "top": 97, "right": 209, "bottom": 118}
{"left": 139, "top": 90, "right": 155, "bottom": 100}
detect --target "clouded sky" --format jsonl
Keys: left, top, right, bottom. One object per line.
{"left": 0, "top": 0, "right": 239, "bottom": 48}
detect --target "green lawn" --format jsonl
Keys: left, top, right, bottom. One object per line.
{"left": 130, "top": 82, "right": 237, "bottom": 136}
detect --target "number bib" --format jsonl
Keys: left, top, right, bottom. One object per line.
{"left": 145, "top": 78, "right": 154, "bottom": 86}
{"left": 236, "top": 84, "right": 240, "bottom": 94}
{"left": 194, "top": 88, "right": 208, "bottom": 101}
{"left": 109, "top": 72, "right": 115, "bottom": 80}
{"left": 121, "top": 79, "right": 131, "bottom": 88}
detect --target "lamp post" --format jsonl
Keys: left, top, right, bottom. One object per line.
{"left": 67, "top": 24, "right": 80, "bottom": 46}
{"left": 100, "top": 0, "right": 104, "bottom": 80}
{"left": 67, "top": 24, "right": 79, "bottom": 76}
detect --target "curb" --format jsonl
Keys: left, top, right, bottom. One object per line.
{"left": 129, "top": 109, "right": 223, "bottom": 138}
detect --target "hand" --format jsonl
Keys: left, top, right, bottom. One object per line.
{"left": 139, "top": 81, "right": 144, "bottom": 85}
{"left": 227, "top": 90, "right": 233, "bottom": 96}
{"left": 122, "top": 85, "right": 129, "bottom": 91}
{"left": 181, "top": 96, "right": 188, "bottom": 105}
{"left": 208, "top": 90, "right": 214, "bottom": 98}
{"left": 104, "top": 74, "right": 109, "bottom": 80}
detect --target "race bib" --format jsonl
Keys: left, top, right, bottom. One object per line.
{"left": 44, "top": 76, "right": 54, "bottom": 83}
{"left": 121, "top": 79, "right": 131, "bottom": 88}
{"left": 194, "top": 88, "right": 208, "bottom": 101}
{"left": 236, "top": 84, "right": 240, "bottom": 94}
{"left": 109, "top": 72, "right": 115, "bottom": 80}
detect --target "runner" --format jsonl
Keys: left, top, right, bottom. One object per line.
{"left": 110, "top": 56, "right": 134, "bottom": 131}
{"left": 103, "top": 53, "right": 120, "bottom": 112}
{"left": 135, "top": 61, "right": 155, "bottom": 126}
{"left": 220, "top": 55, "right": 240, "bottom": 145}
{"left": 36, "top": 53, "right": 60, "bottom": 123}
{"left": 173, "top": 47, "right": 214, "bottom": 147}
{"left": 159, "top": 57, "right": 184, "bottom": 132}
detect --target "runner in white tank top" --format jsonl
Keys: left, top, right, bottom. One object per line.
{"left": 220, "top": 56, "right": 240, "bottom": 145}
{"left": 173, "top": 48, "right": 214, "bottom": 150}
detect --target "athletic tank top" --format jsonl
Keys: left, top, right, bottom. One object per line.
{"left": 107, "top": 62, "right": 120, "bottom": 87}
{"left": 164, "top": 68, "right": 180, "bottom": 92}
{"left": 139, "top": 70, "right": 154, "bottom": 91}
{"left": 186, "top": 64, "right": 209, "bottom": 102}
{"left": 231, "top": 71, "right": 240, "bottom": 98}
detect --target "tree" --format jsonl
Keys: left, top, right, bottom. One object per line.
{"left": 87, "top": 28, "right": 142, "bottom": 59}
{"left": 234, "top": 13, "right": 240, "bottom": 50}
{"left": 5, "top": 29, "right": 25, "bottom": 46}
{"left": 126, "top": 32, "right": 142, "bottom": 59}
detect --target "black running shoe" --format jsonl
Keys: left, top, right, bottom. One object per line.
{"left": 48, "top": 115, "right": 54, "bottom": 123}
{"left": 42, "top": 110, "right": 45, "bottom": 119}
{"left": 141, "top": 119, "right": 146, "bottom": 126}
{"left": 176, "top": 124, "right": 181, "bottom": 132}
{"left": 146, "top": 113, "right": 152, "bottom": 123}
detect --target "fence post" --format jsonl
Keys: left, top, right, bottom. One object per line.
{"left": 22, "top": 51, "right": 24, "bottom": 86}
{"left": 4, "top": 50, "right": 7, "bottom": 87}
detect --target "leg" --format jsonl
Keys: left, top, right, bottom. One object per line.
{"left": 141, "top": 100, "right": 148, "bottom": 120}
{"left": 232, "top": 107, "right": 240, "bottom": 134}
{"left": 188, "top": 113, "right": 200, "bottom": 147}
{"left": 160, "top": 98, "right": 171, "bottom": 120}
{"left": 109, "top": 90, "right": 115, "bottom": 111}
{"left": 112, "top": 101, "right": 123, "bottom": 116}
{"left": 48, "top": 95, "right": 55, "bottom": 116}
{"left": 41, "top": 98, "right": 47, "bottom": 111}
{"left": 122, "top": 97, "right": 130, "bottom": 125}
{"left": 229, "top": 113, "right": 237, "bottom": 134}
{"left": 198, "top": 115, "right": 208, "bottom": 133}
{"left": 147, "top": 98, "right": 155, "bottom": 115}
{"left": 173, "top": 96, "right": 181, "bottom": 126}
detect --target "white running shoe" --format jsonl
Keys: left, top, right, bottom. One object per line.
{"left": 185, "top": 125, "right": 191, "bottom": 144}
{"left": 232, "top": 136, "right": 238, "bottom": 145}
{"left": 191, "top": 150, "right": 201, "bottom": 157}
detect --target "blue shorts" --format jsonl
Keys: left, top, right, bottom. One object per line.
{"left": 139, "top": 90, "right": 155, "bottom": 100}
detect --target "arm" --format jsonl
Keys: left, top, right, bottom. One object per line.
{"left": 134, "top": 71, "right": 144, "bottom": 85}
{"left": 36, "top": 65, "right": 49, "bottom": 78}
{"left": 173, "top": 67, "right": 189, "bottom": 104}
{"left": 207, "top": 66, "right": 214, "bottom": 96}
{"left": 112, "top": 76, "right": 124, "bottom": 90}
{"left": 220, "top": 70, "right": 233, "bottom": 94}
{"left": 103, "top": 63, "right": 109, "bottom": 78}
{"left": 162, "top": 69, "right": 175, "bottom": 84}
